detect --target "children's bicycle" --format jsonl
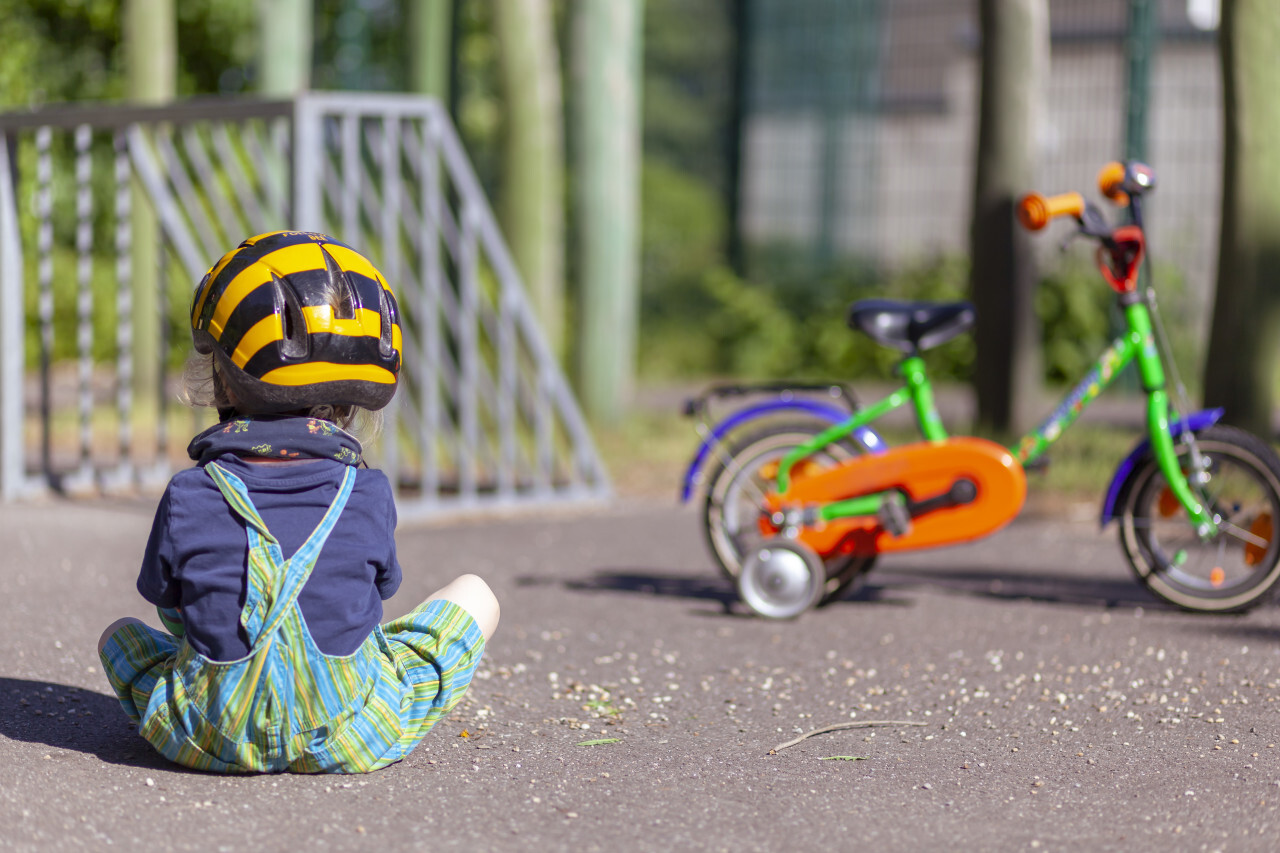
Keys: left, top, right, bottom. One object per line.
{"left": 680, "top": 161, "right": 1280, "bottom": 619}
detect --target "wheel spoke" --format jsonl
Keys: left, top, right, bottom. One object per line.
{"left": 1120, "top": 427, "right": 1280, "bottom": 611}
{"left": 1217, "top": 519, "right": 1270, "bottom": 550}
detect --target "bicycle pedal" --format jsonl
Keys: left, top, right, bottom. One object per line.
{"left": 877, "top": 496, "right": 912, "bottom": 537}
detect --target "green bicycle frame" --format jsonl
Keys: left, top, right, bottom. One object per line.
{"left": 776, "top": 296, "right": 1216, "bottom": 533}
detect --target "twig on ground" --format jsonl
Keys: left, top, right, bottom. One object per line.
{"left": 769, "top": 720, "right": 927, "bottom": 754}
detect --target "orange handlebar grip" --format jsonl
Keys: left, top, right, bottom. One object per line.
{"left": 1017, "top": 191, "right": 1085, "bottom": 231}
{"left": 1097, "top": 161, "right": 1129, "bottom": 205}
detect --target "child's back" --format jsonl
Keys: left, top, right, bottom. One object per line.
{"left": 144, "top": 448, "right": 399, "bottom": 662}
{"left": 98, "top": 232, "right": 499, "bottom": 774}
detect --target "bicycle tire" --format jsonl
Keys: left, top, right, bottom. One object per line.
{"left": 701, "top": 420, "right": 876, "bottom": 601}
{"left": 1118, "top": 424, "right": 1280, "bottom": 613}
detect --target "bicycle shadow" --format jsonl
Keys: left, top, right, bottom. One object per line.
{"left": 1184, "top": 622, "right": 1280, "bottom": 643}
{"left": 0, "top": 677, "right": 170, "bottom": 770}
{"left": 865, "top": 563, "right": 1173, "bottom": 611}
{"left": 552, "top": 560, "right": 1172, "bottom": 613}
{"left": 546, "top": 567, "right": 917, "bottom": 615}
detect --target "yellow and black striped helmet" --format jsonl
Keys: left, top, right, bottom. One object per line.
{"left": 191, "top": 231, "right": 402, "bottom": 412}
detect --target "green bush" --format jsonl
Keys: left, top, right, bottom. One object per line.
{"left": 638, "top": 247, "right": 975, "bottom": 383}
{"left": 639, "top": 243, "right": 1203, "bottom": 391}
{"left": 1036, "top": 254, "right": 1200, "bottom": 390}
{"left": 1036, "top": 257, "right": 1116, "bottom": 385}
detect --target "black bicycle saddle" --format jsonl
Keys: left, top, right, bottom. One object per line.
{"left": 847, "top": 299, "right": 976, "bottom": 353}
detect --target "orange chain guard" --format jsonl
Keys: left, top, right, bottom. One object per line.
{"left": 767, "top": 437, "right": 1027, "bottom": 558}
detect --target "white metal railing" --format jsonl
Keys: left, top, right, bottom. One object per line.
{"left": 0, "top": 93, "right": 610, "bottom": 518}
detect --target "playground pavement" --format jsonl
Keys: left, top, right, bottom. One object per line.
{"left": 3, "top": 486, "right": 1280, "bottom": 852}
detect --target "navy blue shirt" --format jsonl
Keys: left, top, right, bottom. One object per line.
{"left": 137, "top": 454, "right": 402, "bottom": 661}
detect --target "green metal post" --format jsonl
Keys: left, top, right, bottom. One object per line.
{"left": 335, "top": 0, "right": 372, "bottom": 91}
{"left": 1115, "top": 0, "right": 1158, "bottom": 393}
{"left": 1124, "top": 0, "right": 1157, "bottom": 163}
{"left": 725, "top": 0, "right": 747, "bottom": 275}
{"left": 816, "top": 4, "right": 842, "bottom": 266}
{"left": 572, "top": 0, "right": 644, "bottom": 425}
{"left": 817, "top": 0, "right": 882, "bottom": 266}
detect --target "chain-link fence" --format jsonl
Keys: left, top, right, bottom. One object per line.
{"left": 737, "top": 0, "right": 1220, "bottom": 316}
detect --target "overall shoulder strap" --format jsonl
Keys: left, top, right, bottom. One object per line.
{"left": 204, "top": 461, "right": 281, "bottom": 643}
{"left": 286, "top": 464, "right": 359, "bottom": 572}
{"left": 253, "top": 465, "right": 358, "bottom": 641}
{"left": 204, "top": 461, "right": 276, "bottom": 544}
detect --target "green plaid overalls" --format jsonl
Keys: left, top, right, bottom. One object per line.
{"left": 100, "top": 461, "right": 485, "bottom": 773}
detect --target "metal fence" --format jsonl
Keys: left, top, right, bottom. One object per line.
{"left": 0, "top": 93, "right": 610, "bottom": 518}
{"left": 739, "top": 0, "right": 1222, "bottom": 314}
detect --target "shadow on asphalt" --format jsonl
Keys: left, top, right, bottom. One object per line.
{"left": 866, "top": 564, "right": 1174, "bottom": 611}
{"left": 529, "top": 570, "right": 746, "bottom": 617}
{"left": 1184, "top": 622, "right": 1280, "bottom": 642}
{"left": 0, "top": 677, "right": 170, "bottom": 770}
{"left": 559, "top": 571, "right": 736, "bottom": 605}
{"left": 540, "top": 562, "right": 1179, "bottom": 615}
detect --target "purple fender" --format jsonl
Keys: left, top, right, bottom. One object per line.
{"left": 1098, "top": 408, "right": 1225, "bottom": 527}
{"left": 679, "top": 401, "right": 886, "bottom": 503}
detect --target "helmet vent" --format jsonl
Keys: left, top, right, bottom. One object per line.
{"left": 272, "top": 273, "right": 309, "bottom": 360}
{"left": 320, "top": 245, "right": 358, "bottom": 319}
{"left": 378, "top": 286, "right": 395, "bottom": 357}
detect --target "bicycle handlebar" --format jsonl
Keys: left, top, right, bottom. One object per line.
{"left": 1097, "top": 161, "right": 1129, "bottom": 204}
{"left": 1020, "top": 162, "right": 1157, "bottom": 233}
{"left": 1018, "top": 164, "right": 1149, "bottom": 293}
{"left": 1016, "top": 191, "right": 1084, "bottom": 231}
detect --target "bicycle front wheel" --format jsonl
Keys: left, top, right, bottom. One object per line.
{"left": 1118, "top": 425, "right": 1280, "bottom": 613}
{"left": 702, "top": 421, "right": 875, "bottom": 603}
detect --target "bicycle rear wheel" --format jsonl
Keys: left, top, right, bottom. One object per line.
{"left": 1118, "top": 425, "right": 1280, "bottom": 613}
{"left": 702, "top": 421, "right": 876, "bottom": 603}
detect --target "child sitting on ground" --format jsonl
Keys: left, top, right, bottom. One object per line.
{"left": 98, "top": 230, "right": 499, "bottom": 773}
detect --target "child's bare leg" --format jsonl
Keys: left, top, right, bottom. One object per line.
{"left": 427, "top": 574, "right": 499, "bottom": 642}
{"left": 98, "top": 617, "right": 144, "bottom": 653}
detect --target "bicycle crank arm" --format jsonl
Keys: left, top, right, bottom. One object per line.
{"left": 880, "top": 479, "right": 978, "bottom": 537}
{"left": 907, "top": 478, "right": 978, "bottom": 517}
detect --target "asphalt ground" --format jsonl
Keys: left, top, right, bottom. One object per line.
{"left": 3, "top": 488, "right": 1280, "bottom": 852}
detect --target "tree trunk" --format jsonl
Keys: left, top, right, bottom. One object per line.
{"left": 408, "top": 0, "right": 453, "bottom": 101}
{"left": 570, "top": 0, "right": 644, "bottom": 424}
{"left": 968, "top": 0, "right": 1047, "bottom": 435}
{"left": 1203, "top": 0, "right": 1280, "bottom": 438}
{"left": 257, "top": 0, "right": 313, "bottom": 96}
{"left": 124, "top": 0, "right": 175, "bottom": 400}
{"left": 494, "top": 0, "right": 566, "bottom": 360}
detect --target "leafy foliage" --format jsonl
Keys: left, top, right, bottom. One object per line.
{"left": 0, "top": 0, "right": 122, "bottom": 107}
{"left": 1035, "top": 257, "right": 1117, "bottom": 385}
{"left": 641, "top": 0, "right": 737, "bottom": 198}
{"left": 639, "top": 242, "right": 976, "bottom": 383}
{"left": 0, "top": 0, "right": 255, "bottom": 108}
{"left": 2, "top": 0, "right": 257, "bottom": 370}
{"left": 640, "top": 239, "right": 1202, "bottom": 391}
{"left": 0, "top": 1, "right": 1208, "bottom": 395}
{"left": 1036, "top": 254, "right": 1200, "bottom": 390}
